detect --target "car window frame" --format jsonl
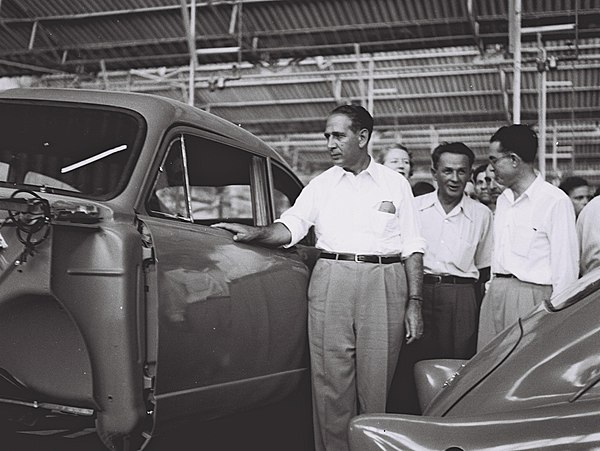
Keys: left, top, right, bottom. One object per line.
{"left": 144, "top": 126, "right": 272, "bottom": 227}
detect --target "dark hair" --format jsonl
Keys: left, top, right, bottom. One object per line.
{"left": 490, "top": 124, "right": 538, "bottom": 163}
{"left": 377, "top": 144, "right": 414, "bottom": 177}
{"left": 412, "top": 181, "right": 435, "bottom": 197}
{"left": 559, "top": 176, "right": 589, "bottom": 196}
{"left": 329, "top": 104, "right": 374, "bottom": 142}
{"left": 472, "top": 163, "right": 488, "bottom": 182}
{"left": 431, "top": 142, "right": 475, "bottom": 169}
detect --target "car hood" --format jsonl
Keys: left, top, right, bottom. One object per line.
{"left": 349, "top": 400, "right": 600, "bottom": 451}
{"left": 424, "top": 271, "right": 600, "bottom": 417}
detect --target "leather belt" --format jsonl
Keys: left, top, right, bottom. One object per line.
{"left": 494, "top": 273, "right": 517, "bottom": 279}
{"left": 319, "top": 251, "right": 403, "bottom": 264}
{"left": 423, "top": 274, "right": 477, "bottom": 285}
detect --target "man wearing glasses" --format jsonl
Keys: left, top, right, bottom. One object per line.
{"left": 477, "top": 124, "right": 579, "bottom": 351}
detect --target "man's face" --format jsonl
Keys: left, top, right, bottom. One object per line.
{"left": 324, "top": 114, "right": 367, "bottom": 171}
{"left": 431, "top": 152, "right": 471, "bottom": 203}
{"left": 488, "top": 141, "right": 516, "bottom": 188}
{"left": 474, "top": 170, "right": 491, "bottom": 204}
{"left": 485, "top": 163, "right": 504, "bottom": 203}
{"left": 569, "top": 185, "right": 592, "bottom": 217}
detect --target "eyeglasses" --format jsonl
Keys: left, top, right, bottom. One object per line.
{"left": 488, "top": 153, "right": 513, "bottom": 164}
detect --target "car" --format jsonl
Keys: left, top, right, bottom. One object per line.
{"left": 0, "top": 88, "right": 313, "bottom": 450}
{"left": 349, "top": 268, "right": 600, "bottom": 450}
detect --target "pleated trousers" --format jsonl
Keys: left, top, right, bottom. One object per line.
{"left": 477, "top": 277, "right": 552, "bottom": 351}
{"left": 308, "top": 258, "right": 407, "bottom": 451}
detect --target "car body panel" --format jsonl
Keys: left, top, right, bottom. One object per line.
{"left": 141, "top": 215, "right": 309, "bottom": 425}
{"left": 349, "top": 269, "right": 600, "bottom": 450}
{"left": 350, "top": 401, "right": 600, "bottom": 450}
{"left": 413, "top": 359, "right": 466, "bottom": 412}
{"left": 0, "top": 88, "right": 311, "bottom": 449}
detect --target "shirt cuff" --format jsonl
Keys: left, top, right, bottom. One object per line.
{"left": 401, "top": 237, "right": 427, "bottom": 258}
{"left": 274, "top": 218, "right": 300, "bottom": 248}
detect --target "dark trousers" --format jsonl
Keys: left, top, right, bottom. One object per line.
{"left": 387, "top": 282, "right": 478, "bottom": 414}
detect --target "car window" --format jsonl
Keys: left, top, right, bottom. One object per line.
{"left": 271, "top": 163, "right": 302, "bottom": 219}
{"left": 148, "top": 133, "right": 268, "bottom": 226}
{"left": 0, "top": 100, "right": 144, "bottom": 199}
{"left": 149, "top": 137, "right": 190, "bottom": 220}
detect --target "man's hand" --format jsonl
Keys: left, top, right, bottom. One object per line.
{"left": 211, "top": 222, "right": 261, "bottom": 242}
{"left": 211, "top": 221, "right": 292, "bottom": 247}
{"left": 404, "top": 298, "right": 423, "bottom": 344}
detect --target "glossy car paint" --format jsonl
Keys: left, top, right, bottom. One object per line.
{"left": 0, "top": 88, "right": 310, "bottom": 449}
{"left": 349, "top": 270, "right": 600, "bottom": 450}
{"left": 413, "top": 359, "right": 466, "bottom": 412}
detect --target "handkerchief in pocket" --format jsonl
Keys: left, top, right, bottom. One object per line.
{"left": 378, "top": 201, "right": 396, "bottom": 214}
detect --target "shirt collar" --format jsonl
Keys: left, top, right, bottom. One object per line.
{"left": 330, "top": 156, "right": 375, "bottom": 178}
{"left": 422, "top": 191, "right": 473, "bottom": 220}
{"left": 502, "top": 173, "right": 544, "bottom": 204}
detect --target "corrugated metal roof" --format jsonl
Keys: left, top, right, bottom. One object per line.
{"left": 2, "top": 0, "right": 599, "bottom": 184}
{"left": 1, "top": 0, "right": 596, "bottom": 76}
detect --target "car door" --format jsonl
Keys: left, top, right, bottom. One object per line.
{"left": 138, "top": 129, "right": 310, "bottom": 425}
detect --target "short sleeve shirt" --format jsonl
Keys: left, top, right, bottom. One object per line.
{"left": 276, "top": 159, "right": 425, "bottom": 256}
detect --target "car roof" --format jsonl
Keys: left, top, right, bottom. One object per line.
{"left": 0, "top": 87, "right": 287, "bottom": 163}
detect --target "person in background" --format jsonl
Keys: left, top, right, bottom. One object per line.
{"left": 577, "top": 195, "right": 600, "bottom": 276}
{"left": 214, "top": 104, "right": 425, "bottom": 451}
{"left": 559, "top": 176, "right": 592, "bottom": 218}
{"left": 417, "top": 142, "right": 493, "bottom": 359}
{"left": 388, "top": 143, "right": 492, "bottom": 415}
{"left": 378, "top": 144, "right": 413, "bottom": 180}
{"left": 477, "top": 124, "right": 579, "bottom": 351}
{"left": 485, "top": 163, "right": 504, "bottom": 213}
{"left": 464, "top": 180, "right": 476, "bottom": 199}
{"left": 473, "top": 164, "right": 492, "bottom": 207}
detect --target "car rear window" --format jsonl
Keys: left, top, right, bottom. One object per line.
{"left": 0, "top": 100, "right": 145, "bottom": 199}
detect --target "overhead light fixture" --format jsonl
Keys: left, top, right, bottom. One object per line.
{"left": 521, "top": 23, "right": 575, "bottom": 35}
{"left": 196, "top": 46, "right": 240, "bottom": 55}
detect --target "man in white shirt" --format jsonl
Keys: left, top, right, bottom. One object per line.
{"left": 577, "top": 195, "right": 600, "bottom": 276}
{"left": 416, "top": 142, "right": 493, "bottom": 360}
{"left": 477, "top": 124, "right": 579, "bottom": 351}
{"left": 213, "top": 104, "right": 425, "bottom": 451}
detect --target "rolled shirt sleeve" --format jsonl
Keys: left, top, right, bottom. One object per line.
{"left": 275, "top": 180, "right": 318, "bottom": 248}
{"left": 396, "top": 184, "right": 426, "bottom": 258}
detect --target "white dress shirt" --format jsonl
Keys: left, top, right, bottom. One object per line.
{"left": 493, "top": 174, "right": 579, "bottom": 295}
{"left": 577, "top": 195, "right": 600, "bottom": 276}
{"left": 416, "top": 191, "right": 493, "bottom": 279}
{"left": 276, "top": 159, "right": 425, "bottom": 256}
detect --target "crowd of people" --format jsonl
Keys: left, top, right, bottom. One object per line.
{"left": 213, "top": 105, "right": 598, "bottom": 451}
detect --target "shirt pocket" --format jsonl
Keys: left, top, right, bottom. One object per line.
{"left": 371, "top": 210, "right": 398, "bottom": 235}
{"left": 451, "top": 238, "right": 477, "bottom": 273}
{"left": 446, "top": 237, "right": 477, "bottom": 272}
{"left": 511, "top": 224, "right": 536, "bottom": 257}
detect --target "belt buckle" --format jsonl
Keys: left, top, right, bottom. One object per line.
{"left": 354, "top": 254, "right": 361, "bottom": 263}
{"left": 433, "top": 274, "right": 443, "bottom": 283}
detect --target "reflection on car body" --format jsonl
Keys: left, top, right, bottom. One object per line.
{"left": 349, "top": 269, "right": 600, "bottom": 450}
{"left": 0, "top": 88, "right": 312, "bottom": 450}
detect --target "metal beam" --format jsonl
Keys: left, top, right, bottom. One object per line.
{"left": 0, "top": 0, "right": 283, "bottom": 23}
{"left": 0, "top": 58, "right": 66, "bottom": 74}
{"left": 180, "top": 0, "right": 197, "bottom": 106}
